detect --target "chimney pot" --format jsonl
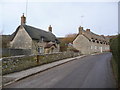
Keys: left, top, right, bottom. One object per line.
{"left": 86, "top": 29, "right": 90, "bottom": 32}
{"left": 21, "top": 13, "right": 26, "bottom": 25}
{"left": 48, "top": 25, "right": 52, "bottom": 32}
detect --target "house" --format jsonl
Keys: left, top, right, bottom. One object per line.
{"left": 73, "top": 26, "right": 110, "bottom": 54}
{"left": 10, "top": 14, "right": 60, "bottom": 54}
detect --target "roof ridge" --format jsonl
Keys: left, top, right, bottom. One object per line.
{"left": 23, "top": 25, "right": 47, "bottom": 32}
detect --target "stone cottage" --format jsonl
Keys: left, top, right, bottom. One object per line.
{"left": 10, "top": 14, "right": 60, "bottom": 54}
{"left": 73, "top": 26, "right": 110, "bottom": 54}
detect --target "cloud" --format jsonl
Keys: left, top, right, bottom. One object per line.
{"left": 1, "top": 2, "right": 118, "bottom": 36}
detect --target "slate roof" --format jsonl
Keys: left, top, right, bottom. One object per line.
{"left": 11, "top": 25, "right": 60, "bottom": 44}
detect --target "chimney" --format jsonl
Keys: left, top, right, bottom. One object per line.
{"left": 21, "top": 13, "right": 26, "bottom": 25}
{"left": 79, "top": 26, "right": 83, "bottom": 34}
{"left": 48, "top": 25, "right": 52, "bottom": 32}
{"left": 101, "top": 35, "right": 104, "bottom": 37}
{"left": 86, "top": 29, "right": 90, "bottom": 32}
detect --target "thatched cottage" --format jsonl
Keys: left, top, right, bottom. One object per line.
{"left": 10, "top": 14, "right": 60, "bottom": 54}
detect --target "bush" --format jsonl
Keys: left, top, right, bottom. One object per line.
{"left": 110, "top": 34, "right": 120, "bottom": 88}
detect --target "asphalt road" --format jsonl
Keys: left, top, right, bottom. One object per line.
{"left": 4, "top": 52, "right": 116, "bottom": 88}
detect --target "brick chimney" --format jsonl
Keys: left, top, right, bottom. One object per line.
{"left": 86, "top": 29, "right": 90, "bottom": 32}
{"left": 48, "top": 25, "right": 52, "bottom": 32}
{"left": 79, "top": 26, "right": 83, "bottom": 34}
{"left": 21, "top": 13, "right": 26, "bottom": 25}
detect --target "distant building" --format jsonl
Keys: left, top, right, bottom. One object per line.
{"left": 73, "top": 26, "right": 110, "bottom": 54}
{"left": 10, "top": 14, "right": 60, "bottom": 54}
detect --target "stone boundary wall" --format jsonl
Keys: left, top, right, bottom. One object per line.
{"left": 1, "top": 48, "right": 31, "bottom": 57}
{"left": 2, "top": 51, "right": 80, "bottom": 75}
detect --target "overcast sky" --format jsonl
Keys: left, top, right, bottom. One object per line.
{"left": 0, "top": 0, "right": 119, "bottom": 37}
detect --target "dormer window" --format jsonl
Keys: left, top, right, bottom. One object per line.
{"left": 97, "top": 41, "right": 99, "bottom": 43}
{"left": 100, "top": 42, "right": 103, "bottom": 44}
{"left": 89, "top": 39, "right": 91, "bottom": 42}
{"left": 40, "top": 36, "right": 44, "bottom": 42}
{"left": 93, "top": 40, "right": 95, "bottom": 42}
{"left": 41, "top": 37, "right": 43, "bottom": 42}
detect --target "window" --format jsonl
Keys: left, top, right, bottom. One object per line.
{"left": 38, "top": 47, "right": 44, "bottom": 54}
{"left": 95, "top": 46, "right": 97, "bottom": 49}
{"left": 93, "top": 40, "right": 95, "bottom": 42}
{"left": 40, "top": 36, "right": 44, "bottom": 43}
{"left": 97, "top": 41, "right": 99, "bottom": 43}
{"left": 91, "top": 46, "right": 93, "bottom": 49}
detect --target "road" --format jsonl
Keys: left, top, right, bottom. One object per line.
{"left": 4, "top": 53, "right": 116, "bottom": 88}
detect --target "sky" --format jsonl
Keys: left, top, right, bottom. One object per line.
{"left": 0, "top": 0, "right": 119, "bottom": 37}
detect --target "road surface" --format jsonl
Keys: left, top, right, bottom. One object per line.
{"left": 4, "top": 53, "right": 116, "bottom": 88}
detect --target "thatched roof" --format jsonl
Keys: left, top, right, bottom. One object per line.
{"left": 11, "top": 25, "right": 60, "bottom": 44}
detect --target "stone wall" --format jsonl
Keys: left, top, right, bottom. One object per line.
{"left": 10, "top": 26, "right": 32, "bottom": 49}
{"left": 73, "top": 34, "right": 110, "bottom": 54}
{"left": 2, "top": 48, "right": 31, "bottom": 57}
{"left": 73, "top": 35, "right": 91, "bottom": 54}
{"left": 2, "top": 51, "right": 80, "bottom": 75}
